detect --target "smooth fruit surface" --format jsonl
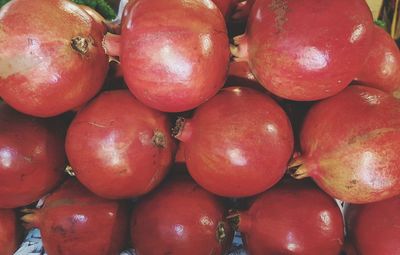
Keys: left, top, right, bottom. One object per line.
{"left": 66, "top": 90, "right": 175, "bottom": 199}
{"left": 131, "top": 176, "right": 233, "bottom": 255}
{"left": 120, "top": 0, "right": 230, "bottom": 112}
{"left": 0, "top": 0, "right": 108, "bottom": 117}
{"left": 0, "top": 209, "right": 20, "bottom": 255}
{"left": 176, "top": 87, "right": 293, "bottom": 197}
{"left": 0, "top": 103, "right": 65, "bottom": 208}
{"left": 291, "top": 85, "right": 400, "bottom": 203}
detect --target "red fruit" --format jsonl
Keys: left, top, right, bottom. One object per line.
{"left": 226, "top": 61, "right": 260, "bottom": 89}
{"left": 130, "top": 176, "right": 233, "bottom": 255}
{"left": 345, "top": 196, "right": 400, "bottom": 255}
{"left": 231, "top": 0, "right": 373, "bottom": 100}
{"left": 0, "top": 104, "right": 65, "bottom": 208}
{"left": 290, "top": 85, "right": 400, "bottom": 203}
{"left": 212, "top": 0, "right": 235, "bottom": 18}
{"left": 231, "top": 0, "right": 255, "bottom": 21}
{"left": 0, "top": 209, "right": 21, "bottom": 255}
{"left": 0, "top": 0, "right": 108, "bottom": 117}
{"left": 174, "top": 87, "right": 293, "bottom": 197}
{"left": 355, "top": 25, "right": 400, "bottom": 98}
{"left": 232, "top": 180, "right": 344, "bottom": 255}
{"left": 66, "top": 90, "right": 175, "bottom": 199}
{"left": 104, "top": 0, "right": 230, "bottom": 112}
{"left": 22, "top": 179, "right": 129, "bottom": 255}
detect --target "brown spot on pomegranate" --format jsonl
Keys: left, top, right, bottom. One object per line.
{"left": 269, "top": 0, "right": 289, "bottom": 32}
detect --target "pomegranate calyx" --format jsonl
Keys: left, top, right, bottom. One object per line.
{"left": 102, "top": 32, "right": 121, "bottom": 57}
{"left": 216, "top": 221, "right": 227, "bottom": 243}
{"left": 230, "top": 34, "right": 249, "bottom": 63}
{"left": 152, "top": 131, "right": 167, "bottom": 148}
{"left": 21, "top": 209, "right": 40, "bottom": 229}
{"left": 172, "top": 117, "right": 193, "bottom": 142}
{"left": 71, "top": 36, "right": 90, "bottom": 55}
{"left": 65, "top": 165, "right": 76, "bottom": 177}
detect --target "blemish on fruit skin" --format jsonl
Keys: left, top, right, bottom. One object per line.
{"left": 269, "top": 0, "right": 289, "bottom": 32}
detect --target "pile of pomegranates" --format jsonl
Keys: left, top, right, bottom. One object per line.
{"left": 0, "top": 0, "right": 399, "bottom": 253}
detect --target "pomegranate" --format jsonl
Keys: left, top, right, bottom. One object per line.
{"left": 230, "top": 179, "right": 344, "bottom": 255}
{"left": 355, "top": 25, "right": 400, "bottom": 98}
{"left": 226, "top": 61, "right": 261, "bottom": 89}
{"left": 130, "top": 175, "right": 233, "bottom": 255}
{"left": 231, "top": 0, "right": 374, "bottom": 100}
{"left": 0, "top": 0, "right": 109, "bottom": 117}
{"left": 345, "top": 196, "right": 400, "bottom": 255}
{"left": 174, "top": 86, "right": 293, "bottom": 197}
{"left": 213, "top": 0, "right": 235, "bottom": 18}
{"left": 290, "top": 85, "right": 400, "bottom": 203}
{"left": 0, "top": 103, "right": 65, "bottom": 208}
{"left": 0, "top": 209, "right": 21, "bottom": 255}
{"left": 231, "top": 0, "right": 255, "bottom": 21}
{"left": 104, "top": 0, "right": 230, "bottom": 112}
{"left": 66, "top": 90, "right": 175, "bottom": 199}
{"left": 22, "top": 179, "right": 129, "bottom": 255}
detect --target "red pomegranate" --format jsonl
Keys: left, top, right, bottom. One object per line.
{"left": 174, "top": 86, "right": 293, "bottom": 197}
{"left": 22, "top": 179, "right": 129, "bottom": 255}
{"left": 226, "top": 61, "right": 261, "bottom": 90}
{"left": 66, "top": 90, "right": 175, "bottom": 199}
{"left": 230, "top": 179, "right": 344, "bottom": 254}
{"left": 345, "top": 196, "right": 400, "bottom": 255}
{"left": 290, "top": 85, "right": 400, "bottom": 203}
{"left": 0, "top": 0, "right": 108, "bottom": 117}
{"left": 130, "top": 175, "right": 233, "bottom": 255}
{"left": 104, "top": 0, "right": 230, "bottom": 112}
{"left": 355, "top": 26, "right": 400, "bottom": 98}
{"left": 213, "top": 0, "right": 235, "bottom": 18}
{"left": 0, "top": 209, "right": 21, "bottom": 255}
{"left": 0, "top": 103, "right": 65, "bottom": 208}
{"left": 231, "top": 0, "right": 255, "bottom": 21}
{"left": 231, "top": 0, "right": 373, "bottom": 100}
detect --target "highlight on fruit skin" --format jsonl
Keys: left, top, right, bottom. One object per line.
{"left": 231, "top": 0, "right": 374, "bottom": 101}
{"left": 0, "top": 0, "right": 109, "bottom": 117}
{"left": 21, "top": 179, "right": 130, "bottom": 255}
{"left": 289, "top": 85, "right": 400, "bottom": 204}
{"left": 174, "top": 86, "right": 294, "bottom": 198}
{"left": 228, "top": 179, "right": 344, "bottom": 255}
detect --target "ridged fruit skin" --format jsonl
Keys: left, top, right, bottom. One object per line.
{"left": 0, "top": 0, "right": 108, "bottom": 117}
{"left": 0, "top": 209, "right": 20, "bottom": 255}
{"left": 292, "top": 85, "right": 400, "bottom": 203}
{"left": 346, "top": 196, "right": 400, "bottom": 255}
{"left": 236, "top": 180, "right": 344, "bottom": 255}
{"left": 130, "top": 176, "right": 233, "bottom": 255}
{"left": 120, "top": 0, "right": 230, "bottom": 112}
{"left": 234, "top": 0, "right": 373, "bottom": 100}
{"left": 22, "top": 179, "right": 129, "bottom": 255}
{"left": 176, "top": 86, "right": 293, "bottom": 197}
{"left": 66, "top": 90, "right": 175, "bottom": 199}
{"left": 355, "top": 25, "right": 400, "bottom": 98}
{"left": 0, "top": 103, "right": 65, "bottom": 208}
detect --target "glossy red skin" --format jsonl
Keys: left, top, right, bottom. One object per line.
{"left": 355, "top": 26, "right": 400, "bottom": 98}
{"left": 66, "top": 90, "right": 175, "bottom": 199}
{"left": 295, "top": 85, "right": 400, "bottom": 203}
{"left": 0, "top": 104, "right": 65, "bottom": 208}
{"left": 226, "top": 61, "right": 261, "bottom": 90}
{"left": 120, "top": 0, "right": 230, "bottom": 112}
{"left": 131, "top": 176, "right": 233, "bottom": 255}
{"left": 0, "top": 209, "right": 20, "bottom": 255}
{"left": 237, "top": 180, "right": 344, "bottom": 255}
{"left": 0, "top": 0, "right": 108, "bottom": 117}
{"left": 236, "top": 0, "right": 373, "bottom": 100}
{"left": 25, "top": 179, "right": 129, "bottom": 255}
{"left": 177, "top": 87, "right": 293, "bottom": 197}
{"left": 345, "top": 196, "right": 400, "bottom": 255}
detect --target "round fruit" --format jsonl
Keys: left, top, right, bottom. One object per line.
{"left": 105, "top": 0, "right": 230, "bottom": 112}
{"left": 0, "top": 103, "right": 65, "bottom": 208}
{"left": 231, "top": 179, "right": 344, "bottom": 254}
{"left": 346, "top": 196, "right": 400, "bottom": 255}
{"left": 231, "top": 0, "right": 374, "bottom": 100}
{"left": 22, "top": 179, "right": 129, "bottom": 255}
{"left": 174, "top": 86, "right": 293, "bottom": 197}
{"left": 131, "top": 175, "right": 233, "bottom": 255}
{"left": 0, "top": 0, "right": 108, "bottom": 117}
{"left": 66, "top": 90, "right": 175, "bottom": 199}
{"left": 290, "top": 85, "right": 400, "bottom": 203}
{"left": 0, "top": 209, "right": 21, "bottom": 255}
